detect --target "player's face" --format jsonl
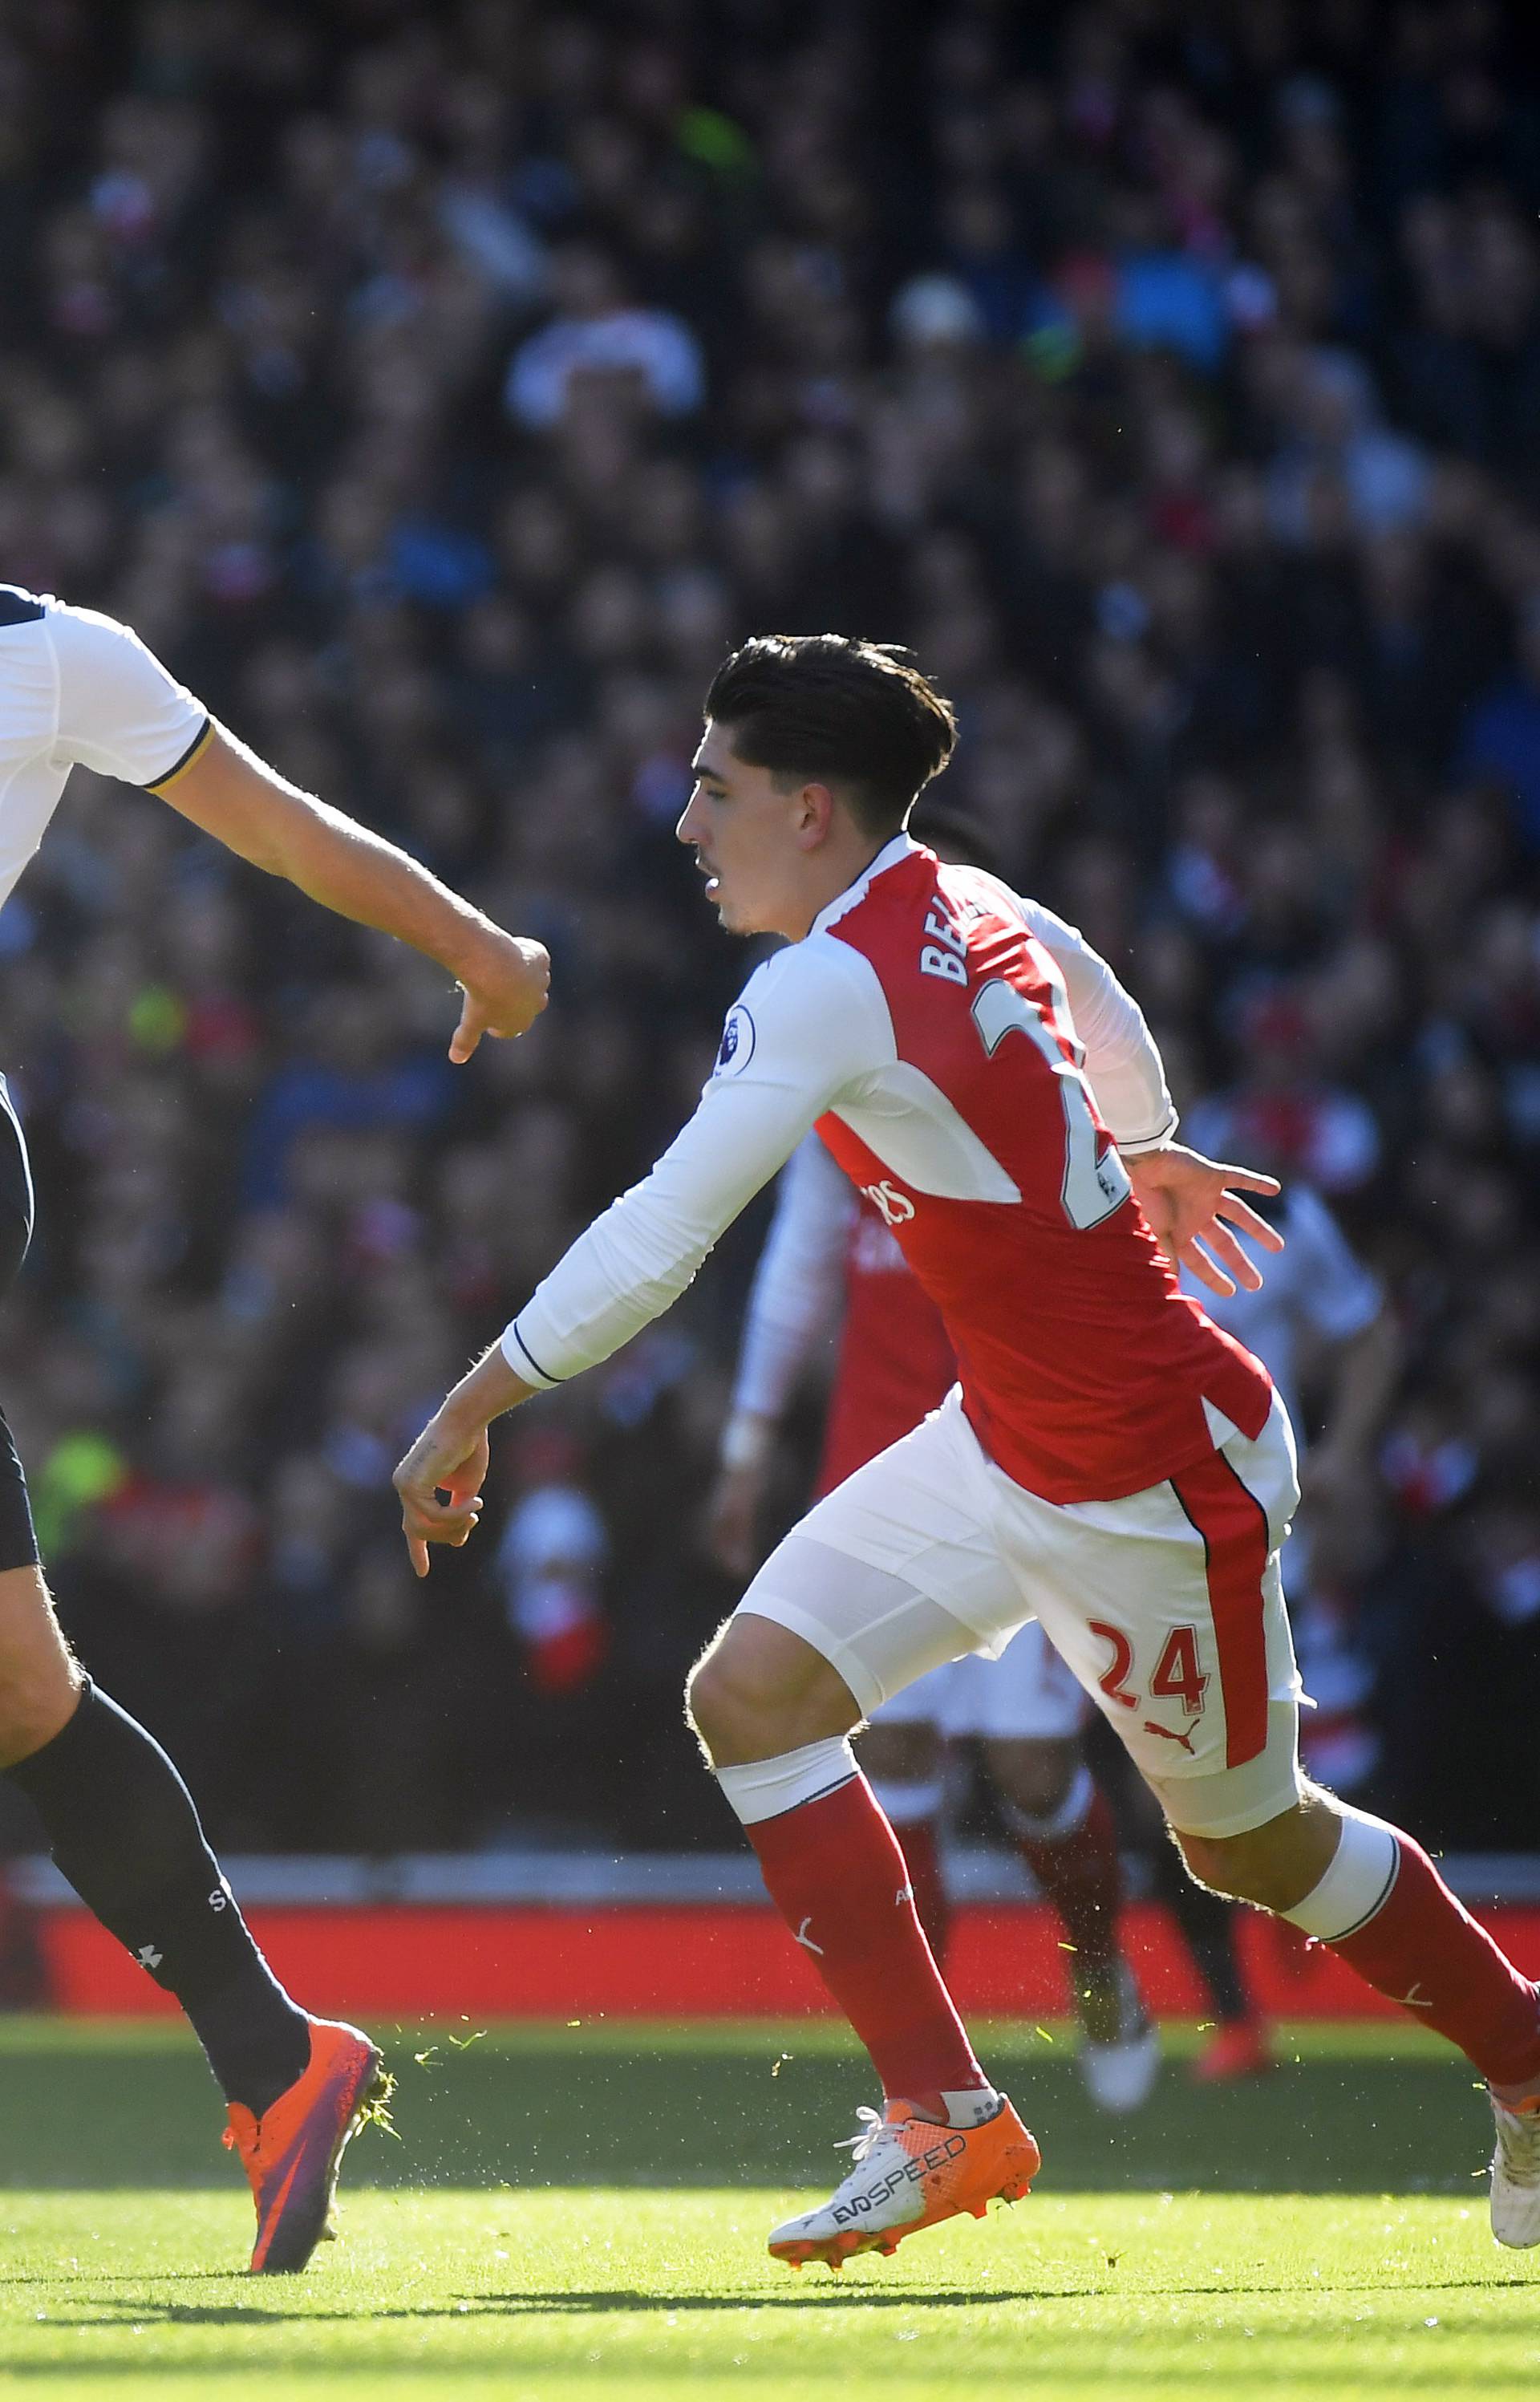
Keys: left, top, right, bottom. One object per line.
{"left": 679, "top": 723, "right": 822, "bottom": 938}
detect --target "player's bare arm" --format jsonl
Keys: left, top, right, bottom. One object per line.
{"left": 709, "top": 1134, "right": 854, "bottom": 1577}
{"left": 391, "top": 1345, "right": 536, "bottom": 1577}
{"left": 160, "top": 724, "right": 550, "bottom": 1059}
{"left": 1124, "top": 1142, "right": 1284, "bottom": 1299}
{"left": 1299, "top": 1303, "right": 1400, "bottom": 1503}
{"left": 707, "top": 1418, "right": 778, "bottom": 1580}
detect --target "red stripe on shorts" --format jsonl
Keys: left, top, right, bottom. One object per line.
{"left": 1169, "top": 1451, "right": 1271, "bottom": 1768}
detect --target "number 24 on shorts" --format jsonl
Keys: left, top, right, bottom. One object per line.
{"left": 1089, "top": 1621, "right": 1209, "bottom": 1717}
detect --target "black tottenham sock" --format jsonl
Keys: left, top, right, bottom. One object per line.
{"left": 1148, "top": 1839, "right": 1251, "bottom": 2023}
{"left": 7, "top": 1680, "right": 310, "bottom": 2114}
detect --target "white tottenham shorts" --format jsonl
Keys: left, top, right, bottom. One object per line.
{"left": 737, "top": 1386, "right": 1305, "bottom": 1840}
{"left": 873, "top": 1621, "right": 1088, "bottom": 1744}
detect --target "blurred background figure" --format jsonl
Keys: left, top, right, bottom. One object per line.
{"left": 496, "top": 1424, "right": 610, "bottom": 1698}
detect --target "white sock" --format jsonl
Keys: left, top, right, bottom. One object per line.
{"left": 1282, "top": 1806, "right": 1400, "bottom": 1941}
{"left": 715, "top": 1736, "right": 857, "bottom": 1828}
{"left": 938, "top": 2086, "right": 1001, "bottom": 2128}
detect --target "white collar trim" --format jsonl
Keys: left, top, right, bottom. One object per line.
{"left": 809, "top": 833, "right": 918, "bottom": 938}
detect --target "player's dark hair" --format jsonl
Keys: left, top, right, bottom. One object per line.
{"left": 704, "top": 634, "right": 958, "bottom": 836}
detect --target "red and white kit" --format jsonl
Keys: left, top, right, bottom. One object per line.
{"left": 729, "top": 1133, "right": 1089, "bottom": 1746}
{"left": 505, "top": 835, "right": 1301, "bottom": 1838}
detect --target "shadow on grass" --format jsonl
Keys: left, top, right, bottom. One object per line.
{"left": 29, "top": 2270, "right": 1538, "bottom": 2331}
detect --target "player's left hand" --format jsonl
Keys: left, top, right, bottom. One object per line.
{"left": 449, "top": 929, "right": 551, "bottom": 1061}
{"left": 392, "top": 1414, "right": 491, "bottom": 1577}
{"left": 1125, "top": 1142, "right": 1283, "bottom": 1298}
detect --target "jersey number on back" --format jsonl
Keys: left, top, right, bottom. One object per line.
{"left": 971, "top": 978, "right": 1131, "bottom": 1231}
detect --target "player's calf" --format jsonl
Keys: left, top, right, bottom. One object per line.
{"left": 0, "top": 1567, "right": 81, "bottom": 1766}
{"left": 6, "top": 1678, "right": 314, "bottom": 2118}
{"left": 1173, "top": 1783, "right": 1540, "bottom": 2242}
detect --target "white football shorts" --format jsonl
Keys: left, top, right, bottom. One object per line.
{"left": 736, "top": 1384, "right": 1304, "bottom": 1839}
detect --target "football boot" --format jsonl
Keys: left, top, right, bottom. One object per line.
{"left": 768, "top": 2096, "right": 1039, "bottom": 2270}
{"left": 1489, "top": 2089, "right": 1540, "bottom": 2249}
{"left": 223, "top": 2016, "right": 390, "bottom": 2273}
{"left": 1077, "top": 1960, "right": 1161, "bottom": 2112}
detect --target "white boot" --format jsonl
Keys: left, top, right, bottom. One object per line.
{"left": 1077, "top": 1961, "right": 1161, "bottom": 2114}
{"left": 1489, "top": 2092, "right": 1540, "bottom": 2248}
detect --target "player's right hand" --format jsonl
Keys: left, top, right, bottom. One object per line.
{"left": 449, "top": 930, "right": 551, "bottom": 1061}
{"left": 392, "top": 1414, "right": 490, "bottom": 1577}
{"left": 1125, "top": 1142, "right": 1283, "bottom": 1298}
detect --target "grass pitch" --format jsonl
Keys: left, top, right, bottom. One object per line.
{"left": 0, "top": 2018, "right": 1534, "bottom": 2399}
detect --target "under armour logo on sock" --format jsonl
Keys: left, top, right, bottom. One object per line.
{"left": 896, "top": 1883, "right": 914, "bottom": 1906}
{"left": 793, "top": 1917, "right": 825, "bottom": 1956}
{"left": 137, "top": 1944, "right": 163, "bottom": 1970}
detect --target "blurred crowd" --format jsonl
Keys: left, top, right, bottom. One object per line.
{"left": 0, "top": 0, "right": 1536, "bottom": 1856}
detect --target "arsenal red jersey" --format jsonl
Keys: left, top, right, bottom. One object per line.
{"left": 813, "top": 849, "right": 1272, "bottom": 1503}
{"left": 513, "top": 834, "right": 1274, "bottom": 1509}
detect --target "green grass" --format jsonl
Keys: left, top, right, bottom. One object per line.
{"left": 0, "top": 2019, "right": 1533, "bottom": 2397}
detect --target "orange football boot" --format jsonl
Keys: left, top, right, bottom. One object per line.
{"left": 222, "top": 2016, "right": 389, "bottom": 2273}
{"left": 768, "top": 2097, "right": 1040, "bottom": 2270}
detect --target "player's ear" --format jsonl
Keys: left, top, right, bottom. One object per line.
{"left": 794, "top": 781, "right": 836, "bottom": 848}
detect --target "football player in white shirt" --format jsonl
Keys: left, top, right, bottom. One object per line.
{"left": 0, "top": 584, "right": 548, "bottom": 2273}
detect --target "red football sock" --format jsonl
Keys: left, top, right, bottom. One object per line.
{"left": 1329, "top": 1834, "right": 1540, "bottom": 2090}
{"left": 745, "top": 1775, "right": 987, "bottom": 2109}
{"left": 890, "top": 1815, "right": 951, "bottom": 1966}
{"left": 1014, "top": 1783, "right": 1122, "bottom": 1976}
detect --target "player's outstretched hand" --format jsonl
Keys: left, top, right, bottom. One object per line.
{"left": 1125, "top": 1142, "right": 1283, "bottom": 1298}
{"left": 449, "top": 928, "right": 551, "bottom": 1061}
{"left": 392, "top": 1414, "right": 490, "bottom": 1579}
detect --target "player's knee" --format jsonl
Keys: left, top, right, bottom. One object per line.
{"left": 1173, "top": 1828, "right": 1256, "bottom": 1903}
{"left": 1173, "top": 1796, "right": 1340, "bottom": 1913}
{"left": 685, "top": 1614, "right": 857, "bottom": 1766}
{"left": 685, "top": 1628, "right": 768, "bottom": 1759}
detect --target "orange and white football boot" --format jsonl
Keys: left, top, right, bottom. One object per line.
{"left": 222, "top": 2016, "right": 390, "bottom": 2273}
{"left": 768, "top": 2096, "right": 1040, "bottom": 2270}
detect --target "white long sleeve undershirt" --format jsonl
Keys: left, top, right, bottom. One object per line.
{"left": 504, "top": 844, "right": 1175, "bottom": 1393}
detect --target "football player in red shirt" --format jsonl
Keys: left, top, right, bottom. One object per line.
{"left": 397, "top": 635, "right": 1540, "bottom": 2266}
{"left": 707, "top": 806, "right": 1163, "bottom": 2114}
